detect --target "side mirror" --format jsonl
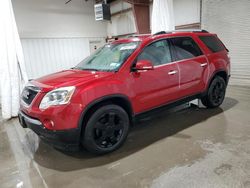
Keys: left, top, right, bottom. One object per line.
{"left": 133, "top": 60, "right": 154, "bottom": 71}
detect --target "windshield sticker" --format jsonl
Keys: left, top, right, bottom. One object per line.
{"left": 112, "top": 51, "right": 120, "bottom": 62}
{"left": 110, "top": 63, "right": 120, "bottom": 67}
{"left": 120, "top": 45, "right": 137, "bottom": 50}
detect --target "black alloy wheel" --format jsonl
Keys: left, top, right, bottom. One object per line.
{"left": 201, "top": 76, "right": 226, "bottom": 108}
{"left": 211, "top": 81, "right": 225, "bottom": 105}
{"left": 94, "top": 112, "right": 124, "bottom": 148}
{"left": 82, "top": 104, "right": 130, "bottom": 154}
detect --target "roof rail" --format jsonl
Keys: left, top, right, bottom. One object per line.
{"left": 128, "top": 33, "right": 151, "bottom": 38}
{"left": 153, "top": 29, "right": 209, "bottom": 35}
{"left": 153, "top": 31, "right": 168, "bottom": 35}
{"left": 175, "top": 29, "right": 209, "bottom": 33}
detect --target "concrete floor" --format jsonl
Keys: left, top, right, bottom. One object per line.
{"left": 1, "top": 85, "right": 250, "bottom": 188}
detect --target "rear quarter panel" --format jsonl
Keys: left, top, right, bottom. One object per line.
{"left": 195, "top": 34, "right": 230, "bottom": 90}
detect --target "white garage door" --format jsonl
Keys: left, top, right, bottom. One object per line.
{"left": 202, "top": 0, "right": 250, "bottom": 86}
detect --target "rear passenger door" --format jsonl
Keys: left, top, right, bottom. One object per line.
{"left": 170, "top": 37, "right": 208, "bottom": 97}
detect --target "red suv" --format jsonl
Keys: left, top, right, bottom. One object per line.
{"left": 18, "top": 30, "right": 230, "bottom": 154}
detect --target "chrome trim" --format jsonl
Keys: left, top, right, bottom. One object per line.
{"left": 21, "top": 84, "right": 41, "bottom": 107}
{"left": 26, "top": 84, "right": 41, "bottom": 92}
{"left": 21, "top": 100, "right": 30, "bottom": 108}
{"left": 168, "top": 70, "right": 178, "bottom": 75}
{"left": 19, "top": 111, "right": 42, "bottom": 126}
{"left": 200, "top": 63, "right": 208, "bottom": 67}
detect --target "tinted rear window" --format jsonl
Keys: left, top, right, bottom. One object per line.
{"left": 199, "top": 36, "right": 225, "bottom": 53}
{"left": 170, "top": 37, "right": 203, "bottom": 61}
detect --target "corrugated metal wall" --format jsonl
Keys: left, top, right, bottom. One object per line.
{"left": 202, "top": 0, "right": 250, "bottom": 86}
{"left": 21, "top": 37, "right": 105, "bottom": 79}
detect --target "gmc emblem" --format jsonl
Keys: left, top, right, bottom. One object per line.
{"left": 22, "top": 90, "right": 30, "bottom": 99}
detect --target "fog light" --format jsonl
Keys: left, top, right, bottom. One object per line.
{"left": 43, "top": 119, "right": 55, "bottom": 129}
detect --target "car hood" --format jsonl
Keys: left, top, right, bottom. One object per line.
{"left": 31, "top": 69, "right": 114, "bottom": 92}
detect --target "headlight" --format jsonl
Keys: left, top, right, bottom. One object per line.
{"left": 39, "top": 86, "right": 75, "bottom": 110}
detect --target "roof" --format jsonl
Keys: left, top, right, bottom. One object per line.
{"left": 112, "top": 30, "right": 214, "bottom": 44}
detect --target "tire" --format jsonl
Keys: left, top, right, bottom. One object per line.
{"left": 201, "top": 76, "right": 226, "bottom": 108}
{"left": 82, "top": 104, "right": 130, "bottom": 154}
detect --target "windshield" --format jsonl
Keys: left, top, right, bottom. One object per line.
{"left": 75, "top": 41, "right": 140, "bottom": 71}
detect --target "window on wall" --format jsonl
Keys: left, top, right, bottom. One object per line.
{"left": 199, "top": 36, "right": 226, "bottom": 53}
{"left": 170, "top": 37, "right": 203, "bottom": 60}
{"left": 137, "top": 40, "right": 172, "bottom": 66}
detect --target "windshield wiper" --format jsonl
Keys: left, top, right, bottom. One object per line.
{"left": 80, "top": 68, "right": 100, "bottom": 71}
{"left": 74, "top": 67, "right": 114, "bottom": 72}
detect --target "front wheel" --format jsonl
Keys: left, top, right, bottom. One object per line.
{"left": 201, "top": 76, "right": 226, "bottom": 108}
{"left": 82, "top": 104, "right": 130, "bottom": 154}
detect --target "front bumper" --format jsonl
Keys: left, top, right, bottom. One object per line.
{"left": 18, "top": 111, "right": 81, "bottom": 151}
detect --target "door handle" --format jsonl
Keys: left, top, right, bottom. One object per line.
{"left": 168, "top": 70, "right": 178, "bottom": 75}
{"left": 200, "top": 63, "right": 208, "bottom": 67}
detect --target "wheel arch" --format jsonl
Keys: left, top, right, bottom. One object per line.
{"left": 214, "top": 70, "right": 228, "bottom": 84}
{"left": 205, "top": 69, "right": 229, "bottom": 93}
{"left": 78, "top": 94, "right": 134, "bottom": 134}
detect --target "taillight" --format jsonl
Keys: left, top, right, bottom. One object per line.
{"left": 227, "top": 53, "right": 231, "bottom": 75}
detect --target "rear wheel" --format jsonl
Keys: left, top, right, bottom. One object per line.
{"left": 201, "top": 76, "right": 226, "bottom": 108}
{"left": 82, "top": 104, "right": 130, "bottom": 154}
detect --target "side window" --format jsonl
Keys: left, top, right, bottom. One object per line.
{"left": 199, "top": 36, "right": 225, "bottom": 53}
{"left": 170, "top": 37, "right": 203, "bottom": 60}
{"left": 137, "top": 40, "right": 172, "bottom": 66}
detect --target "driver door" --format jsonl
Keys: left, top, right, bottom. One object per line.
{"left": 130, "top": 39, "right": 180, "bottom": 113}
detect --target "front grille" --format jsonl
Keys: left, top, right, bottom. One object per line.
{"left": 21, "top": 86, "right": 40, "bottom": 106}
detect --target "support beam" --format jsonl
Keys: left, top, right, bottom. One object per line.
{"left": 126, "top": 0, "right": 150, "bottom": 34}
{"left": 124, "top": 0, "right": 150, "bottom": 5}
{"left": 175, "top": 23, "right": 201, "bottom": 30}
